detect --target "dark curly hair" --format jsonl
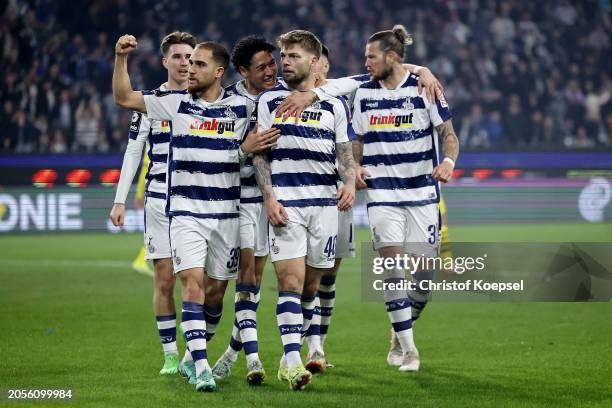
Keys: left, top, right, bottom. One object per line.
{"left": 231, "top": 35, "right": 276, "bottom": 71}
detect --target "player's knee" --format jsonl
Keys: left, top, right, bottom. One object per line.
{"left": 278, "top": 275, "right": 301, "bottom": 293}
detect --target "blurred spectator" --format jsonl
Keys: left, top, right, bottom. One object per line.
{"left": 50, "top": 129, "right": 69, "bottom": 153}
{"left": 73, "top": 98, "right": 101, "bottom": 152}
{"left": 13, "top": 110, "right": 39, "bottom": 153}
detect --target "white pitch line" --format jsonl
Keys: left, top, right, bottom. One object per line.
{"left": 0, "top": 259, "right": 154, "bottom": 277}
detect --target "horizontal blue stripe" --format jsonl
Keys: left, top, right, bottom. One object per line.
{"left": 272, "top": 172, "right": 337, "bottom": 187}
{"left": 244, "top": 156, "right": 254, "bottom": 166}
{"left": 283, "top": 343, "right": 301, "bottom": 353}
{"left": 367, "top": 174, "right": 434, "bottom": 190}
{"left": 313, "top": 306, "right": 321, "bottom": 314}
{"left": 150, "top": 153, "right": 167, "bottom": 163}
{"left": 277, "top": 303, "right": 302, "bottom": 315}
{"left": 147, "top": 173, "right": 166, "bottom": 183}
{"left": 190, "top": 349, "right": 207, "bottom": 362}
{"left": 360, "top": 96, "right": 425, "bottom": 113}
{"left": 319, "top": 101, "right": 335, "bottom": 115}
{"left": 274, "top": 123, "right": 334, "bottom": 141}
{"left": 319, "top": 307, "right": 333, "bottom": 316}
{"left": 241, "top": 175, "right": 257, "bottom": 186}
{"left": 182, "top": 302, "right": 204, "bottom": 313}
{"left": 158, "top": 328, "right": 176, "bottom": 338}
{"left": 279, "top": 291, "right": 301, "bottom": 299}
{"left": 156, "top": 314, "right": 176, "bottom": 322}
{"left": 178, "top": 101, "right": 248, "bottom": 118}
{"left": 172, "top": 135, "right": 241, "bottom": 150}
{"left": 302, "top": 310, "right": 314, "bottom": 320}
{"left": 145, "top": 191, "right": 166, "bottom": 200}
{"left": 363, "top": 126, "right": 432, "bottom": 144}
{"left": 235, "top": 302, "right": 258, "bottom": 312}
{"left": 436, "top": 99, "right": 452, "bottom": 122}
{"left": 230, "top": 337, "right": 243, "bottom": 351}
{"left": 402, "top": 75, "right": 419, "bottom": 88}
{"left": 278, "top": 198, "right": 336, "bottom": 207}
{"left": 172, "top": 160, "right": 240, "bottom": 174}
{"left": 240, "top": 197, "right": 263, "bottom": 204}
{"left": 359, "top": 81, "right": 381, "bottom": 90}
{"left": 149, "top": 132, "right": 171, "bottom": 145}
{"left": 305, "top": 324, "right": 320, "bottom": 336}
{"left": 320, "top": 325, "right": 329, "bottom": 334}
{"left": 320, "top": 275, "right": 337, "bottom": 286}
{"left": 236, "top": 284, "right": 260, "bottom": 294}
{"left": 392, "top": 320, "right": 413, "bottom": 332}
{"left": 243, "top": 340, "right": 258, "bottom": 354}
{"left": 266, "top": 96, "right": 286, "bottom": 113}
{"left": 272, "top": 148, "right": 335, "bottom": 163}
{"left": 171, "top": 185, "right": 240, "bottom": 201}
{"left": 169, "top": 210, "right": 239, "bottom": 219}
{"left": 385, "top": 299, "right": 411, "bottom": 312}
{"left": 367, "top": 198, "right": 440, "bottom": 208}
{"left": 318, "top": 291, "right": 336, "bottom": 300}
{"left": 363, "top": 149, "right": 434, "bottom": 166}
{"left": 351, "top": 74, "right": 371, "bottom": 82}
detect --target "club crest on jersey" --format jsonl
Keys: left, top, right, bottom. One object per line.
{"left": 402, "top": 98, "right": 415, "bottom": 111}
{"left": 369, "top": 113, "right": 414, "bottom": 129}
{"left": 224, "top": 106, "right": 238, "bottom": 120}
{"left": 129, "top": 112, "right": 142, "bottom": 133}
{"left": 189, "top": 117, "right": 236, "bottom": 136}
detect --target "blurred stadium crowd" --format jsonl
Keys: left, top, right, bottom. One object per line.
{"left": 1, "top": 0, "right": 611, "bottom": 153}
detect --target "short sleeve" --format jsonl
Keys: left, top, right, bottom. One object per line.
{"left": 333, "top": 98, "right": 350, "bottom": 144}
{"left": 143, "top": 90, "right": 183, "bottom": 121}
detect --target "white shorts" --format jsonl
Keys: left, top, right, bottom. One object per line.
{"left": 336, "top": 209, "right": 355, "bottom": 259}
{"left": 239, "top": 202, "right": 269, "bottom": 257}
{"left": 169, "top": 215, "right": 240, "bottom": 280}
{"left": 144, "top": 196, "right": 171, "bottom": 260}
{"left": 368, "top": 204, "right": 440, "bottom": 257}
{"left": 269, "top": 206, "right": 338, "bottom": 268}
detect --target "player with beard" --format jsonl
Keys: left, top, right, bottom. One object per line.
{"left": 253, "top": 30, "right": 356, "bottom": 390}
{"left": 113, "top": 35, "right": 279, "bottom": 392}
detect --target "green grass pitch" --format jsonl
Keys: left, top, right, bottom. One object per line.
{"left": 1, "top": 223, "right": 611, "bottom": 407}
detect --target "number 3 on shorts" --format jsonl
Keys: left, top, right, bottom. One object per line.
{"left": 427, "top": 225, "right": 437, "bottom": 244}
{"left": 226, "top": 247, "right": 240, "bottom": 269}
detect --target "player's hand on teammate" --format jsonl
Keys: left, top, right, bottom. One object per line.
{"left": 417, "top": 67, "right": 443, "bottom": 104}
{"left": 110, "top": 203, "right": 126, "bottom": 227}
{"left": 241, "top": 127, "right": 281, "bottom": 154}
{"left": 356, "top": 166, "right": 371, "bottom": 190}
{"left": 432, "top": 161, "right": 454, "bottom": 183}
{"left": 275, "top": 90, "right": 317, "bottom": 122}
{"left": 337, "top": 184, "right": 355, "bottom": 211}
{"left": 115, "top": 35, "right": 138, "bottom": 55}
{"left": 266, "top": 199, "right": 289, "bottom": 227}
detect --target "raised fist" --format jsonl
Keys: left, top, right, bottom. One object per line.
{"left": 115, "top": 35, "right": 138, "bottom": 55}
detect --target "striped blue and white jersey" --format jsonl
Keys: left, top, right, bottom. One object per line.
{"left": 257, "top": 82, "right": 350, "bottom": 207}
{"left": 352, "top": 71, "right": 452, "bottom": 208}
{"left": 127, "top": 83, "right": 174, "bottom": 200}
{"left": 224, "top": 79, "right": 262, "bottom": 204}
{"left": 143, "top": 89, "right": 254, "bottom": 219}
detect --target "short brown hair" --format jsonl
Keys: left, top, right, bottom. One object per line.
{"left": 277, "top": 30, "right": 322, "bottom": 57}
{"left": 368, "top": 24, "right": 413, "bottom": 60}
{"left": 160, "top": 31, "right": 197, "bottom": 56}
{"left": 195, "top": 42, "right": 230, "bottom": 69}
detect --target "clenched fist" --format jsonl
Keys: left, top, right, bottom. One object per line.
{"left": 115, "top": 35, "right": 138, "bottom": 55}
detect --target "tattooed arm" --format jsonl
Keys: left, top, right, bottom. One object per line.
{"left": 253, "top": 151, "right": 288, "bottom": 226}
{"left": 336, "top": 141, "right": 356, "bottom": 211}
{"left": 432, "top": 119, "right": 459, "bottom": 183}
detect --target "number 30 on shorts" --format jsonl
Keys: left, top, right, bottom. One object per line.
{"left": 227, "top": 247, "right": 240, "bottom": 269}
